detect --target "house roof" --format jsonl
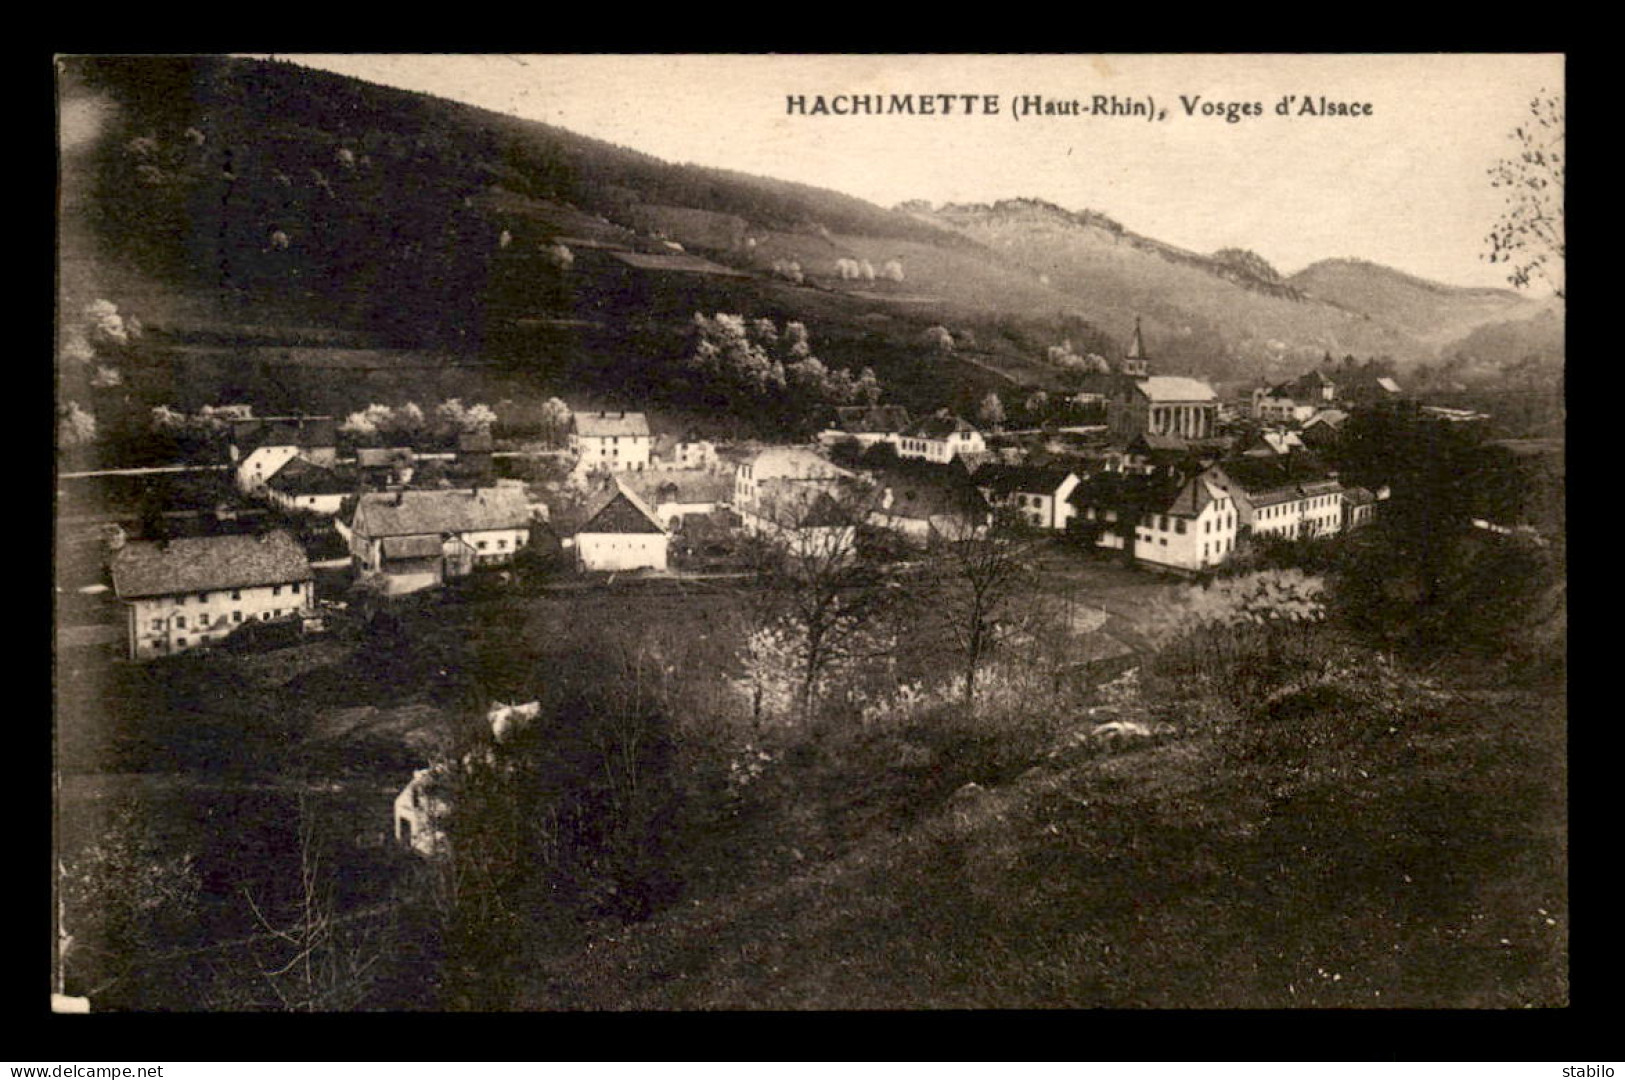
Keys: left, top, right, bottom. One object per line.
{"left": 745, "top": 446, "right": 853, "bottom": 482}
{"left": 973, "top": 462, "right": 1078, "bottom": 496}
{"left": 828, "top": 405, "right": 912, "bottom": 434}
{"left": 352, "top": 487, "right": 532, "bottom": 539}
{"left": 1343, "top": 486, "right": 1377, "bottom": 507}
{"left": 111, "top": 530, "right": 311, "bottom": 599}
{"left": 458, "top": 429, "right": 494, "bottom": 453}
{"left": 868, "top": 461, "right": 989, "bottom": 521}
{"left": 231, "top": 416, "right": 336, "bottom": 454}
{"left": 1164, "top": 477, "right": 1229, "bottom": 518}
{"left": 906, "top": 413, "right": 980, "bottom": 439}
{"left": 265, "top": 457, "right": 355, "bottom": 496}
{"left": 578, "top": 478, "right": 667, "bottom": 535}
{"left": 1137, "top": 377, "right": 1217, "bottom": 403}
{"left": 621, "top": 470, "right": 733, "bottom": 508}
{"left": 1303, "top": 408, "right": 1349, "bottom": 430}
{"left": 1209, "top": 455, "right": 1341, "bottom": 505}
{"left": 573, "top": 411, "right": 650, "bottom": 439}
{"left": 1130, "top": 433, "right": 1191, "bottom": 455}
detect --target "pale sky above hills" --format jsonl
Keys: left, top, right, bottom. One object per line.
{"left": 269, "top": 54, "right": 1563, "bottom": 293}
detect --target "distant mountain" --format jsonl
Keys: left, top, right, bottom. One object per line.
{"left": 1289, "top": 258, "right": 1554, "bottom": 351}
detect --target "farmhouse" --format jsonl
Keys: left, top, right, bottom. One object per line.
{"left": 734, "top": 446, "right": 854, "bottom": 523}
{"left": 1131, "top": 475, "right": 1239, "bottom": 574}
{"left": 110, "top": 530, "right": 314, "bottom": 660}
{"left": 571, "top": 410, "right": 652, "bottom": 472}
{"left": 262, "top": 457, "right": 355, "bottom": 516}
{"left": 229, "top": 416, "right": 337, "bottom": 493}
{"left": 621, "top": 470, "right": 733, "bottom": 531}
{"left": 575, "top": 476, "right": 670, "bottom": 572}
{"left": 866, "top": 460, "right": 991, "bottom": 544}
{"left": 349, "top": 486, "right": 534, "bottom": 595}
{"left": 973, "top": 463, "right": 1081, "bottom": 531}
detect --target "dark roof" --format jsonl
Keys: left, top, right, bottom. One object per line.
{"left": 352, "top": 487, "right": 532, "bottom": 538}
{"left": 231, "top": 416, "right": 336, "bottom": 454}
{"left": 1343, "top": 486, "right": 1377, "bottom": 506}
{"left": 1164, "top": 476, "right": 1228, "bottom": 518}
{"left": 906, "top": 413, "right": 980, "bottom": 439}
{"left": 868, "top": 461, "right": 989, "bottom": 520}
{"left": 573, "top": 411, "right": 650, "bottom": 439}
{"left": 1129, "top": 433, "right": 1191, "bottom": 455}
{"left": 265, "top": 457, "right": 355, "bottom": 496}
{"left": 622, "top": 470, "right": 732, "bottom": 507}
{"left": 356, "top": 447, "right": 415, "bottom": 468}
{"left": 579, "top": 479, "right": 666, "bottom": 535}
{"left": 973, "top": 462, "right": 1078, "bottom": 496}
{"left": 1069, "top": 472, "right": 1183, "bottom": 514}
{"left": 111, "top": 530, "right": 311, "bottom": 599}
{"left": 458, "top": 429, "right": 494, "bottom": 454}
{"left": 829, "top": 405, "right": 912, "bottom": 435}
{"left": 1210, "top": 455, "right": 1340, "bottom": 504}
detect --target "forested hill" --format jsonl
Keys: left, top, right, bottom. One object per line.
{"left": 61, "top": 55, "right": 1556, "bottom": 401}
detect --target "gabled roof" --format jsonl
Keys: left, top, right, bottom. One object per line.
{"left": 621, "top": 470, "right": 733, "bottom": 507}
{"left": 573, "top": 411, "right": 650, "bottom": 439}
{"left": 578, "top": 478, "right": 667, "bottom": 535}
{"left": 381, "top": 534, "right": 445, "bottom": 560}
{"left": 112, "top": 530, "right": 311, "bottom": 599}
{"left": 1165, "top": 477, "right": 1229, "bottom": 518}
{"left": 231, "top": 416, "right": 336, "bottom": 454}
{"left": 972, "top": 462, "right": 1078, "bottom": 496}
{"left": 1302, "top": 408, "right": 1349, "bottom": 430}
{"left": 744, "top": 446, "right": 853, "bottom": 482}
{"left": 868, "top": 461, "right": 989, "bottom": 521}
{"left": 1137, "top": 377, "right": 1217, "bottom": 403}
{"left": 829, "top": 405, "right": 912, "bottom": 435}
{"left": 265, "top": 457, "right": 355, "bottom": 496}
{"left": 356, "top": 447, "right": 415, "bottom": 468}
{"left": 1208, "top": 454, "right": 1341, "bottom": 505}
{"left": 906, "top": 413, "right": 980, "bottom": 439}
{"left": 1342, "top": 486, "right": 1377, "bottom": 507}
{"left": 352, "top": 487, "right": 532, "bottom": 539}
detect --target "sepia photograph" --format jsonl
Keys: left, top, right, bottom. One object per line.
{"left": 53, "top": 53, "right": 1565, "bottom": 1012}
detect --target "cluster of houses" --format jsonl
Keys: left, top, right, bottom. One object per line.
{"left": 106, "top": 320, "right": 1407, "bottom": 661}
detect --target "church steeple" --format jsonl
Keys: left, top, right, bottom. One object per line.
{"left": 1121, "top": 316, "right": 1149, "bottom": 377}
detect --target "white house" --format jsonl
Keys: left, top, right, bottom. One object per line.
{"left": 571, "top": 410, "right": 652, "bottom": 472}
{"left": 261, "top": 457, "right": 354, "bottom": 516}
{"left": 1132, "top": 476, "right": 1239, "bottom": 574}
{"left": 817, "top": 405, "right": 913, "bottom": 452}
{"left": 110, "top": 530, "right": 315, "bottom": 660}
{"left": 865, "top": 461, "right": 991, "bottom": 545}
{"left": 349, "top": 486, "right": 535, "bottom": 595}
{"left": 575, "top": 477, "right": 670, "bottom": 571}
{"left": 622, "top": 470, "right": 734, "bottom": 531}
{"left": 229, "top": 416, "right": 337, "bottom": 493}
{"left": 895, "top": 412, "right": 987, "bottom": 464}
{"left": 973, "top": 464, "right": 1081, "bottom": 531}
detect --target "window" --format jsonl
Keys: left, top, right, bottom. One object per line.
{"left": 476, "top": 540, "right": 488, "bottom": 550}
{"left": 233, "top": 611, "right": 242, "bottom": 623}
{"left": 497, "top": 539, "right": 507, "bottom": 549}
{"left": 1159, "top": 538, "right": 1167, "bottom": 546}
{"left": 261, "top": 612, "right": 270, "bottom": 621}
{"left": 175, "top": 616, "right": 186, "bottom": 629}
{"left": 198, "top": 592, "right": 209, "bottom": 603}
{"left": 231, "top": 590, "right": 241, "bottom": 601}
{"left": 177, "top": 595, "right": 185, "bottom": 605}
{"left": 272, "top": 586, "right": 282, "bottom": 597}
{"left": 176, "top": 637, "right": 187, "bottom": 647}
{"left": 292, "top": 583, "right": 300, "bottom": 594}
{"left": 1175, "top": 519, "right": 1186, "bottom": 535}
{"left": 151, "top": 618, "right": 163, "bottom": 631}
{"left": 1204, "top": 520, "right": 1211, "bottom": 534}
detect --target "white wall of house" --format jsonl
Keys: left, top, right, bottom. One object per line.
{"left": 394, "top": 769, "right": 449, "bottom": 857}
{"left": 656, "top": 500, "right": 719, "bottom": 529}
{"left": 267, "top": 488, "right": 348, "bottom": 516}
{"left": 893, "top": 429, "right": 986, "bottom": 464}
{"left": 1248, "top": 492, "right": 1345, "bottom": 540}
{"left": 126, "top": 580, "right": 314, "bottom": 660}
{"left": 577, "top": 532, "right": 668, "bottom": 572}
{"left": 458, "top": 527, "right": 531, "bottom": 565}
{"left": 1133, "top": 496, "right": 1238, "bottom": 573}
{"left": 572, "top": 434, "right": 651, "bottom": 471}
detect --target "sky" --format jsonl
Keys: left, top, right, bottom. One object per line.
{"left": 271, "top": 54, "right": 1563, "bottom": 291}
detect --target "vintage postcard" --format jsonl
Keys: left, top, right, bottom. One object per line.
{"left": 54, "top": 53, "right": 1564, "bottom": 1013}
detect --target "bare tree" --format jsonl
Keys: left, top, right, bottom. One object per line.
{"left": 928, "top": 510, "right": 1037, "bottom": 707}
{"left": 1485, "top": 89, "right": 1564, "bottom": 299}
{"left": 742, "top": 480, "right": 898, "bottom": 723}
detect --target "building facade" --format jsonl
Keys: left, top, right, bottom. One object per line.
{"left": 571, "top": 411, "right": 652, "bottom": 472}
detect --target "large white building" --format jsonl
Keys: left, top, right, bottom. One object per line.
{"left": 1203, "top": 457, "right": 1345, "bottom": 541}
{"left": 571, "top": 410, "right": 652, "bottom": 472}
{"left": 110, "top": 530, "right": 315, "bottom": 660}
{"left": 973, "top": 464, "right": 1081, "bottom": 531}
{"left": 1132, "top": 475, "right": 1239, "bottom": 573}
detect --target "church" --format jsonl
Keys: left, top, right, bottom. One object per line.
{"left": 1101, "top": 319, "right": 1221, "bottom": 444}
